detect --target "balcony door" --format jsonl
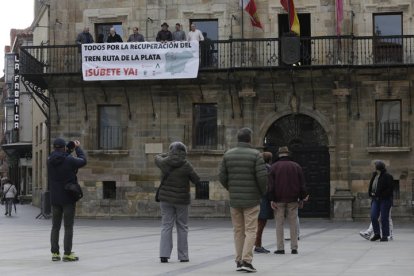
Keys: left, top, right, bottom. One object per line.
{"left": 95, "top": 23, "right": 123, "bottom": 43}
{"left": 373, "top": 13, "right": 403, "bottom": 64}
{"left": 278, "top": 13, "right": 311, "bottom": 65}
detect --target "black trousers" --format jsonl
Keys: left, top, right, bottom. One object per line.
{"left": 50, "top": 203, "right": 75, "bottom": 255}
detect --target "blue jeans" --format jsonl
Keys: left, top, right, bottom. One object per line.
{"left": 370, "top": 198, "right": 392, "bottom": 238}
{"left": 51, "top": 204, "right": 76, "bottom": 255}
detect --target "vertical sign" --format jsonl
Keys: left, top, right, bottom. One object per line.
{"left": 14, "top": 54, "right": 20, "bottom": 129}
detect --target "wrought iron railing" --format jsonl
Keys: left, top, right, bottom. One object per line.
{"left": 368, "top": 121, "right": 410, "bottom": 147}
{"left": 187, "top": 124, "right": 225, "bottom": 150}
{"left": 19, "top": 35, "right": 414, "bottom": 76}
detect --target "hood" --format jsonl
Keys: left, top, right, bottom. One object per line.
{"left": 166, "top": 150, "right": 187, "bottom": 168}
{"left": 48, "top": 151, "right": 68, "bottom": 166}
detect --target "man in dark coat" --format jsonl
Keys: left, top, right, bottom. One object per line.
{"left": 268, "top": 146, "right": 307, "bottom": 255}
{"left": 48, "top": 138, "right": 87, "bottom": 262}
{"left": 368, "top": 160, "right": 393, "bottom": 242}
{"left": 219, "top": 127, "right": 267, "bottom": 272}
{"left": 107, "top": 27, "right": 123, "bottom": 43}
{"left": 76, "top": 27, "right": 94, "bottom": 45}
{"left": 156, "top": 22, "right": 173, "bottom": 42}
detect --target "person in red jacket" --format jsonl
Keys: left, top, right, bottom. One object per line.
{"left": 268, "top": 146, "right": 308, "bottom": 255}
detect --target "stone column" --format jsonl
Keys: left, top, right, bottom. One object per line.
{"left": 238, "top": 86, "right": 256, "bottom": 130}
{"left": 331, "top": 88, "right": 354, "bottom": 221}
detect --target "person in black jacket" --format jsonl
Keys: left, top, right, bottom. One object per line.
{"left": 48, "top": 138, "right": 87, "bottom": 262}
{"left": 368, "top": 160, "right": 393, "bottom": 242}
{"left": 107, "top": 27, "right": 123, "bottom": 43}
{"left": 156, "top": 22, "right": 173, "bottom": 42}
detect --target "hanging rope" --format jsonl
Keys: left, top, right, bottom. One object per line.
{"left": 149, "top": 86, "right": 156, "bottom": 119}
{"left": 269, "top": 67, "right": 278, "bottom": 112}
{"left": 227, "top": 70, "right": 235, "bottom": 119}
{"left": 311, "top": 68, "right": 316, "bottom": 110}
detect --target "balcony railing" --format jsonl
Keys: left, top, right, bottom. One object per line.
{"left": 368, "top": 121, "right": 410, "bottom": 147}
{"left": 19, "top": 35, "right": 414, "bottom": 76}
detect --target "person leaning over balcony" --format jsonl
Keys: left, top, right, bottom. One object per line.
{"left": 48, "top": 138, "right": 87, "bottom": 262}
{"left": 156, "top": 22, "right": 173, "bottom": 42}
{"left": 76, "top": 27, "right": 94, "bottom": 45}
{"left": 172, "top": 23, "right": 186, "bottom": 41}
{"left": 368, "top": 160, "right": 394, "bottom": 242}
{"left": 107, "top": 27, "right": 123, "bottom": 43}
{"left": 127, "top": 27, "right": 145, "bottom": 42}
{"left": 219, "top": 127, "right": 267, "bottom": 273}
{"left": 155, "top": 142, "right": 200, "bottom": 263}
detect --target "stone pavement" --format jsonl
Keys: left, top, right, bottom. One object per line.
{"left": 0, "top": 205, "right": 413, "bottom": 276}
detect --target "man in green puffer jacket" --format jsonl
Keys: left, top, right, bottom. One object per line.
{"left": 219, "top": 127, "right": 267, "bottom": 273}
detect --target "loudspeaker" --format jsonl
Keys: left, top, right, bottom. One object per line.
{"left": 281, "top": 35, "right": 301, "bottom": 65}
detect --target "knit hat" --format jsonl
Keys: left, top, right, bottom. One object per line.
{"left": 53, "top": 138, "right": 66, "bottom": 148}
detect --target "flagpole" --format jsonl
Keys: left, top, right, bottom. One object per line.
{"left": 287, "top": 0, "right": 291, "bottom": 35}
{"left": 241, "top": 1, "right": 244, "bottom": 39}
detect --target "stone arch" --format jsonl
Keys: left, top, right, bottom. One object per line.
{"left": 262, "top": 112, "right": 331, "bottom": 218}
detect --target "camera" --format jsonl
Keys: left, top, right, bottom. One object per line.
{"left": 66, "top": 141, "right": 76, "bottom": 154}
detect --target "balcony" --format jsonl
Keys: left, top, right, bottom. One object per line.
{"left": 19, "top": 35, "right": 414, "bottom": 76}
{"left": 367, "top": 121, "right": 411, "bottom": 152}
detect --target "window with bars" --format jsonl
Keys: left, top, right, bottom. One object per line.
{"left": 98, "top": 105, "right": 124, "bottom": 150}
{"left": 193, "top": 104, "right": 218, "bottom": 149}
{"left": 375, "top": 100, "right": 401, "bottom": 146}
{"left": 103, "top": 181, "right": 116, "bottom": 199}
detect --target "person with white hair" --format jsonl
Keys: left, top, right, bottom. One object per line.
{"left": 187, "top": 23, "right": 204, "bottom": 42}
{"left": 107, "top": 27, "right": 123, "bottom": 43}
{"left": 155, "top": 142, "right": 200, "bottom": 263}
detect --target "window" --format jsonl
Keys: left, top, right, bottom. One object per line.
{"left": 39, "top": 150, "right": 43, "bottom": 188}
{"left": 376, "top": 100, "right": 401, "bottom": 146}
{"left": 95, "top": 22, "right": 123, "bottom": 43}
{"left": 35, "top": 126, "right": 38, "bottom": 146}
{"left": 98, "top": 105, "right": 123, "bottom": 150}
{"left": 103, "top": 181, "right": 116, "bottom": 199}
{"left": 39, "top": 123, "right": 43, "bottom": 144}
{"left": 195, "top": 181, "right": 209, "bottom": 200}
{"left": 373, "top": 13, "right": 403, "bottom": 63}
{"left": 393, "top": 180, "right": 400, "bottom": 201}
{"left": 193, "top": 104, "right": 217, "bottom": 149}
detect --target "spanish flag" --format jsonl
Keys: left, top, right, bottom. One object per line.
{"left": 241, "top": 0, "right": 263, "bottom": 29}
{"left": 280, "top": 0, "right": 300, "bottom": 35}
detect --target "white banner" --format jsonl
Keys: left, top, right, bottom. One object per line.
{"left": 82, "top": 41, "right": 199, "bottom": 81}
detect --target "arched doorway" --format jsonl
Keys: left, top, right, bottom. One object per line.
{"left": 263, "top": 114, "right": 330, "bottom": 218}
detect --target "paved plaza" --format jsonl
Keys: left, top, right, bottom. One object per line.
{"left": 0, "top": 205, "right": 413, "bottom": 276}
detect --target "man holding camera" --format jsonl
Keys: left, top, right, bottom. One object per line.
{"left": 48, "top": 138, "right": 87, "bottom": 262}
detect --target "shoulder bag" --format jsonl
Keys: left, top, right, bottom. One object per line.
{"left": 65, "top": 182, "right": 83, "bottom": 201}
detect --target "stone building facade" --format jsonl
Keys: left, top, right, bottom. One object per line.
{"left": 22, "top": 0, "right": 414, "bottom": 220}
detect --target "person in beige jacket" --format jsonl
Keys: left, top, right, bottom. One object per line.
{"left": 2, "top": 178, "right": 17, "bottom": 217}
